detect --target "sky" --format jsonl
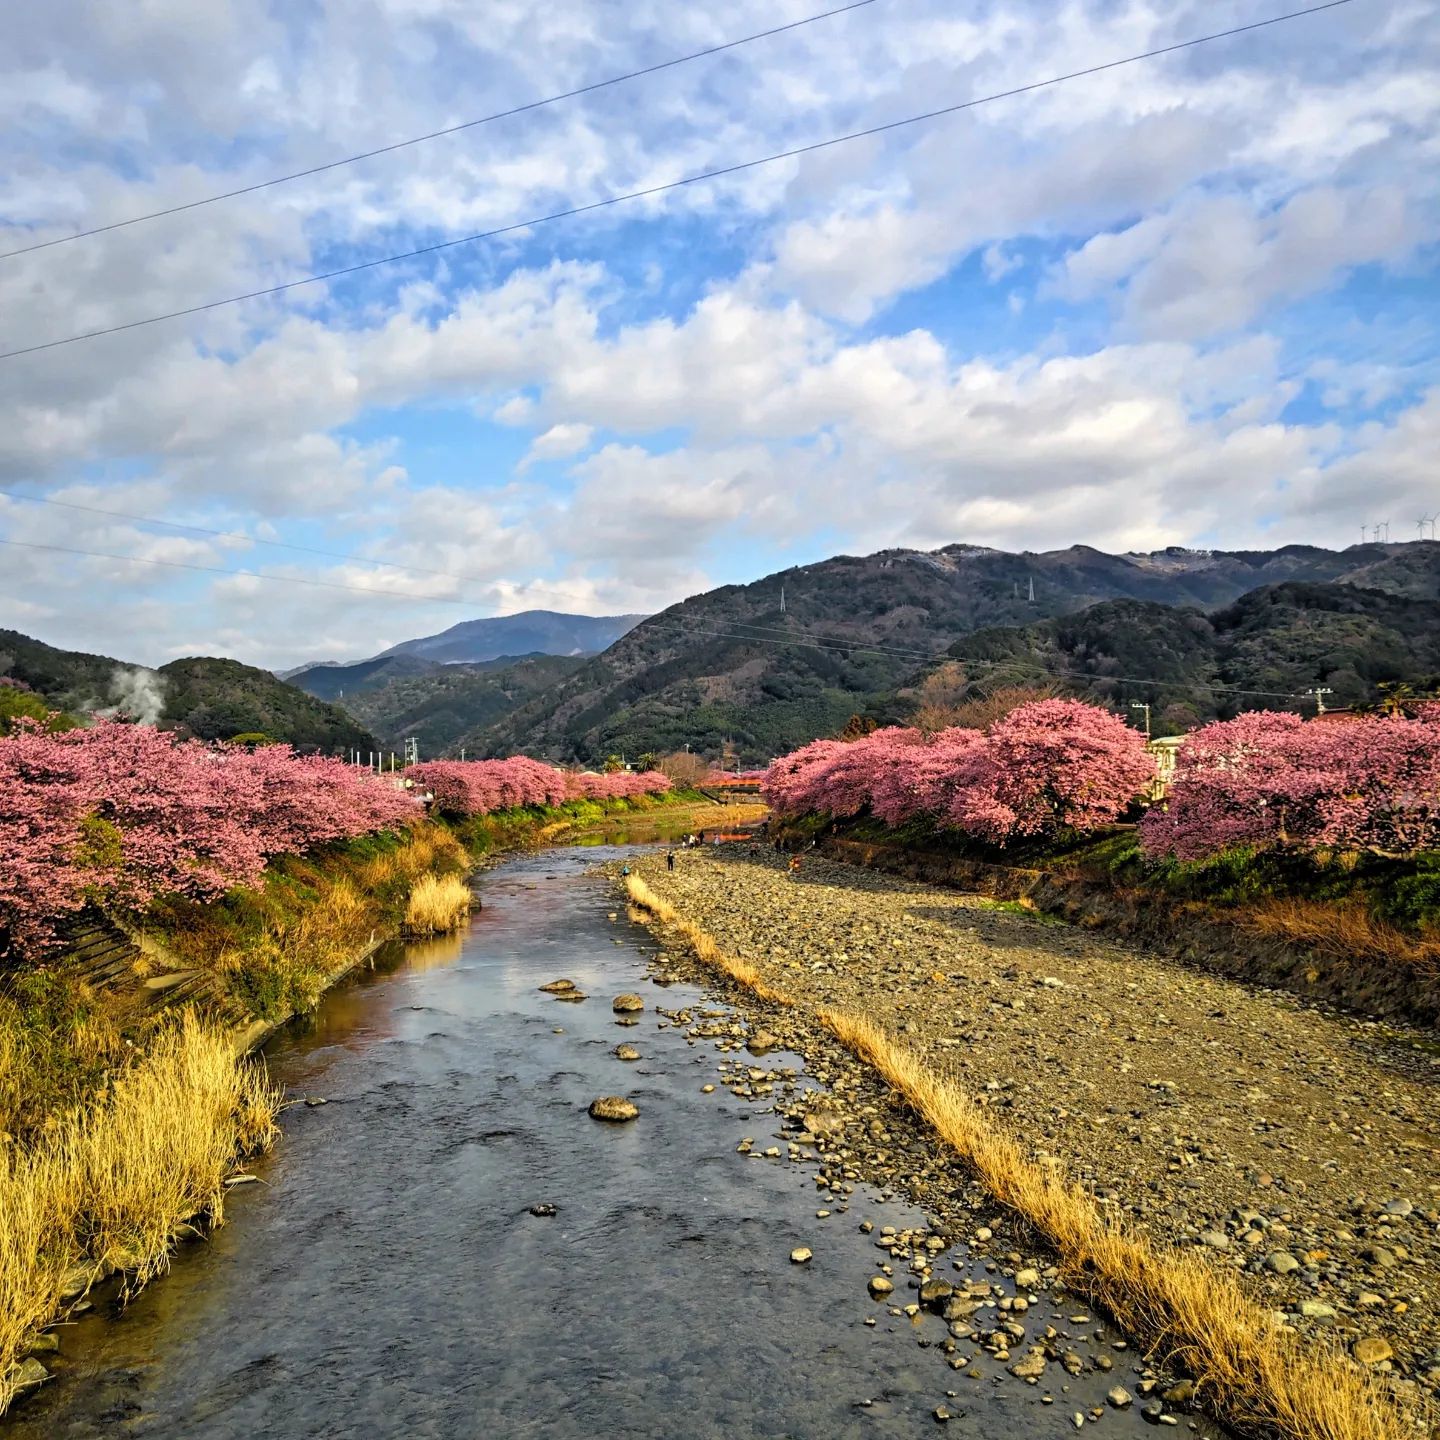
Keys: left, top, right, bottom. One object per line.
{"left": 1, "top": 0, "right": 1437, "bottom": 670}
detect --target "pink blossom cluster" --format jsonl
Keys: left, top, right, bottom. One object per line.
{"left": 764, "top": 700, "right": 1153, "bottom": 844}
{"left": 0, "top": 721, "right": 421, "bottom": 957}
{"left": 1140, "top": 709, "right": 1440, "bottom": 860}
{"left": 405, "top": 759, "right": 671, "bottom": 816}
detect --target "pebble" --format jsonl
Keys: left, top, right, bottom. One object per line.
{"left": 587, "top": 1096, "right": 639, "bottom": 1122}
{"left": 1107, "top": 1386, "right": 1132, "bottom": 1409}
{"left": 612, "top": 993, "right": 645, "bottom": 1013}
{"left": 868, "top": 1276, "right": 895, "bottom": 1298}
{"left": 614, "top": 1044, "right": 641, "bottom": 1061}
{"left": 1353, "top": 1336, "right": 1393, "bottom": 1366}
{"left": 790, "top": 1247, "right": 813, "bottom": 1265}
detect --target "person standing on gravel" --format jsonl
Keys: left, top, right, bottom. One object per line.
{"left": 666, "top": 849, "right": 676, "bottom": 871}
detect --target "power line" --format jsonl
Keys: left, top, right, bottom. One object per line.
{"left": 0, "top": 0, "right": 1359, "bottom": 364}
{"left": 0, "top": 536, "right": 500, "bottom": 606}
{"left": 2, "top": 534, "right": 1313, "bottom": 703}
{"left": 647, "top": 618, "right": 1307, "bottom": 700}
{"left": 0, "top": 486, "right": 508, "bottom": 588}
{"left": 0, "top": 1, "right": 879, "bottom": 263}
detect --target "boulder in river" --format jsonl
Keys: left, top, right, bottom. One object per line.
{"left": 612, "top": 993, "right": 645, "bottom": 1013}
{"left": 538, "top": 979, "right": 578, "bottom": 993}
{"left": 746, "top": 1030, "right": 780, "bottom": 1055}
{"left": 867, "top": 1275, "right": 894, "bottom": 1298}
{"left": 554, "top": 991, "right": 588, "bottom": 1003}
{"left": 588, "top": 1096, "right": 639, "bottom": 1122}
{"left": 615, "top": 1044, "right": 641, "bottom": 1061}
{"left": 528, "top": 1202, "right": 558, "bottom": 1217}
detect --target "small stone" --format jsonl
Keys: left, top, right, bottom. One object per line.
{"left": 1298, "top": 1300, "right": 1337, "bottom": 1320}
{"left": 1014, "top": 1267, "right": 1040, "bottom": 1289}
{"left": 701, "top": 1083, "right": 715, "bottom": 1093}
{"left": 1009, "top": 1347, "right": 1047, "bottom": 1381}
{"left": 1265, "top": 1251, "right": 1300, "bottom": 1275}
{"left": 919, "top": 1279, "right": 954, "bottom": 1312}
{"left": 303, "top": 1097, "right": 328, "bottom": 1107}
{"left": 538, "top": 979, "right": 578, "bottom": 993}
{"left": 933, "top": 1406, "right": 952, "bottom": 1424}
{"left": 587, "top": 1096, "right": 638, "bottom": 1122}
{"left": 868, "top": 1276, "right": 895, "bottom": 1298}
{"left": 24, "top": 1333, "right": 59, "bottom": 1356}
{"left": 612, "top": 993, "right": 645, "bottom": 1013}
{"left": 1141, "top": 1401, "right": 1165, "bottom": 1425}
{"left": 528, "top": 1202, "right": 557, "bottom": 1217}
{"left": 1072, "top": 1412, "right": 1085, "bottom": 1430}
{"left": 614, "top": 1044, "right": 641, "bottom": 1061}
{"left": 1361, "top": 1245, "right": 1397, "bottom": 1270}
{"left": 747, "top": 1031, "right": 780, "bottom": 1054}
{"left": 1353, "top": 1336, "right": 1393, "bottom": 1366}
{"left": 1199, "top": 1231, "right": 1229, "bottom": 1249}
{"left": 554, "top": 991, "right": 588, "bottom": 1003}
{"left": 1162, "top": 1381, "right": 1194, "bottom": 1407}
{"left": 12, "top": 1357, "right": 49, "bottom": 1392}
{"left": 790, "top": 1247, "right": 813, "bottom": 1264}
{"left": 974, "top": 1227, "right": 993, "bottom": 1243}
{"left": 1107, "top": 1386, "right": 1133, "bottom": 1409}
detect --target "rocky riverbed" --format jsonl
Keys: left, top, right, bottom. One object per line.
{"left": 628, "top": 847, "right": 1440, "bottom": 1419}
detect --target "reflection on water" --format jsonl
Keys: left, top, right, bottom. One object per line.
{"left": 7, "top": 848, "right": 1200, "bottom": 1440}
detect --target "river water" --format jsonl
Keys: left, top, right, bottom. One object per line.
{"left": 9, "top": 847, "right": 1195, "bottom": 1439}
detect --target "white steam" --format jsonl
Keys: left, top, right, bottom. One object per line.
{"left": 99, "top": 666, "right": 168, "bottom": 726}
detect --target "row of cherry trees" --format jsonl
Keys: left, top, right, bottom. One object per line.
{"left": 404, "top": 759, "right": 672, "bottom": 818}
{"left": 1138, "top": 707, "right": 1440, "bottom": 860}
{"left": 763, "top": 698, "right": 1440, "bottom": 861}
{"left": 764, "top": 700, "right": 1154, "bottom": 844}
{"left": 0, "top": 721, "right": 422, "bottom": 956}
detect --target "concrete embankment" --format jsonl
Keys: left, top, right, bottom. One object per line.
{"left": 626, "top": 848, "right": 1438, "bottom": 1440}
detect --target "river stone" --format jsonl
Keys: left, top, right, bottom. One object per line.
{"left": 538, "top": 979, "right": 578, "bottom": 993}
{"left": 612, "top": 994, "right": 645, "bottom": 1013}
{"left": 1014, "top": 1267, "right": 1040, "bottom": 1290}
{"left": 615, "top": 1044, "right": 641, "bottom": 1061}
{"left": 588, "top": 1096, "right": 639, "bottom": 1122}
{"left": 12, "top": 1357, "right": 49, "bottom": 1392}
{"left": 746, "top": 1031, "right": 780, "bottom": 1055}
{"left": 1353, "top": 1336, "right": 1393, "bottom": 1365}
{"left": 919, "top": 1278, "right": 954, "bottom": 1312}
{"left": 867, "top": 1275, "right": 894, "bottom": 1298}
{"left": 1107, "top": 1386, "right": 1133, "bottom": 1409}
{"left": 554, "top": 991, "right": 588, "bottom": 1003}
{"left": 1264, "top": 1250, "right": 1300, "bottom": 1275}
{"left": 790, "top": 1247, "right": 813, "bottom": 1264}
{"left": 1008, "top": 1347, "right": 1047, "bottom": 1381}
{"left": 528, "top": 1202, "right": 557, "bottom": 1217}
{"left": 24, "top": 1333, "right": 59, "bottom": 1356}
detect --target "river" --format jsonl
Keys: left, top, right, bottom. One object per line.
{"left": 9, "top": 846, "right": 1197, "bottom": 1438}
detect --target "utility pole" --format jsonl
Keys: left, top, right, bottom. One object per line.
{"left": 1305, "top": 687, "right": 1334, "bottom": 716}
{"left": 403, "top": 736, "right": 419, "bottom": 766}
{"left": 1129, "top": 701, "right": 1151, "bottom": 740}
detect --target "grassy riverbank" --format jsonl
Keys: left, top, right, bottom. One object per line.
{"left": 0, "top": 1017, "right": 279, "bottom": 1413}
{"left": 0, "top": 786, "right": 719, "bottom": 1409}
{"left": 626, "top": 852, "right": 1434, "bottom": 1440}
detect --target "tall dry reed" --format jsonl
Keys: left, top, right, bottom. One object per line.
{"left": 625, "top": 873, "right": 1416, "bottom": 1440}
{"left": 402, "top": 873, "right": 472, "bottom": 935}
{"left": 0, "top": 1014, "right": 280, "bottom": 1415}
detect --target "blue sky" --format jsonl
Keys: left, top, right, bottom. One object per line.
{"left": 0, "top": 0, "right": 1437, "bottom": 669}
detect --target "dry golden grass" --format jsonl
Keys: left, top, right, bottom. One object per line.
{"left": 1244, "top": 897, "right": 1440, "bottom": 974}
{"left": 625, "top": 873, "right": 1416, "bottom": 1440}
{"left": 0, "top": 1013, "right": 280, "bottom": 1415}
{"left": 402, "top": 873, "right": 473, "bottom": 936}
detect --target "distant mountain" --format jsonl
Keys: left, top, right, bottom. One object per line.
{"left": 0, "top": 629, "right": 376, "bottom": 754}
{"left": 472, "top": 541, "right": 1439, "bottom": 764}
{"left": 311, "top": 653, "right": 588, "bottom": 756}
{"left": 375, "top": 609, "right": 645, "bottom": 665}
{"left": 943, "top": 572, "right": 1440, "bottom": 732}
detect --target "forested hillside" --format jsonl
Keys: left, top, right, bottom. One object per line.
{"left": 938, "top": 575, "right": 1440, "bottom": 732}
{"left": 0, "top": 630, "right": 376, "bottom": 753}
{"left": 475, "top": 541, "right": 1433, "bottom": 763}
